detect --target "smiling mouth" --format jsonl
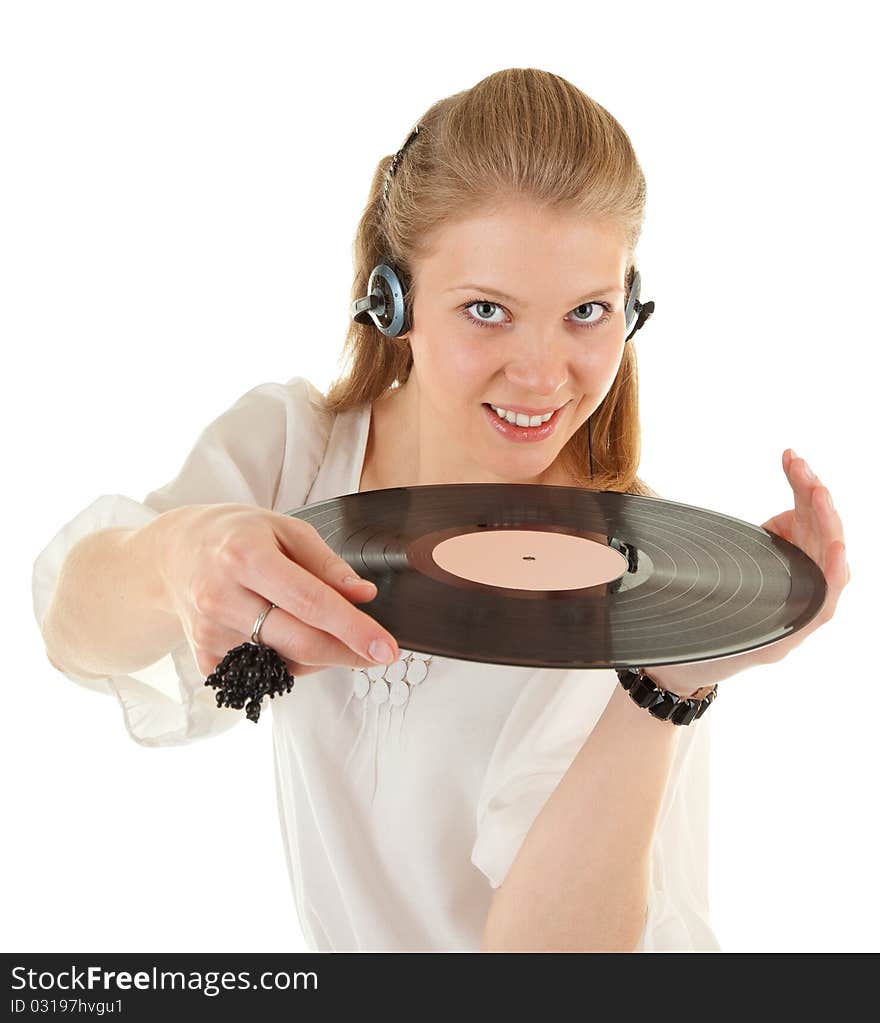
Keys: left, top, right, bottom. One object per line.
{"left": 481, "top": 401, "right": 567, "bottom": 441}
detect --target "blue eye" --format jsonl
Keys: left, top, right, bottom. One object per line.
{"left": 459, "top": 298, "right": 613, "bottom": 331}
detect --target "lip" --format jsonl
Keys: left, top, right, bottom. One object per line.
{"left": 482, "top": 401, "right": 566, "bottom": 442}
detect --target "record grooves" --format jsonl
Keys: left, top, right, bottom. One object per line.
{"left": 285, "top": 484, "right": 826, "bottom": 670}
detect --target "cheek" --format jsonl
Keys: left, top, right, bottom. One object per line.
{"left": 585, "top": 337, "right": 626, "bottom": 382}
{"left": 415, "top": 329, "right": 490, "bottom": 392}
{"left": 572, "top": 340, "right": 625, "bottom": 392}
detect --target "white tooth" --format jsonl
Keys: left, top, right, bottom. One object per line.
{"left": 490, "top": 404, "right": 553, "bottom": 427}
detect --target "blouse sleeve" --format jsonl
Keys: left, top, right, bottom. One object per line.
{"left": 469, "top": 666, "right": 720, "bottom": 952}
{"left": 31, "top": 376, "right": 332, "bottom": 748}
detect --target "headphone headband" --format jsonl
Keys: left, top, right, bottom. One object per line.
{"left": 382, "top": 124, "right": 422, "bottom": 204}
{"left": 358, "top": 123, "right": 654, "bottom": 340}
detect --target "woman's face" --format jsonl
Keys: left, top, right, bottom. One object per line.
{"left": 403, "top": 200, "right": 630, "bottom": 485}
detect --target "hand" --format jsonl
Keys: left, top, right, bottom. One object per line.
{"left": 151, "top": 503, "right": 400, "bottom": 679}
{"left": 645, "top": 449, "right": 850, "bottom": 697}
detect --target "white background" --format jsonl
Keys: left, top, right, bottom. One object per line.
{"left": 3, "top": 1, "right": 876, "bottom": 953}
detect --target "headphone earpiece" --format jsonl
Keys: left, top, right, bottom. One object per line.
{"left": 624, "top": 269, "right": 655, "bottom": 342}
{"left": 350, "top": 261, "right": 410, "bottom": 337}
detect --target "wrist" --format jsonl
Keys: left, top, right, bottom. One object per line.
{"left": 638, "top": 663, "right": 711, "bottom": 698}
{"left": 616, "top": 666, "right": 718, "bottom": 727}
{"left": 126, "top": 508, "right": 187, "bottom": 620}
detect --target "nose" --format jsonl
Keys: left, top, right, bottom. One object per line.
{"left": 501, "top": 335, "right": 570, "bottom": 402}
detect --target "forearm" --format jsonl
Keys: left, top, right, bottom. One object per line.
{"left": 41, "top": 511, "right": 187, "bottom": 679}
{"left": 480, "top": 679, "right": 682, "bottom": 952}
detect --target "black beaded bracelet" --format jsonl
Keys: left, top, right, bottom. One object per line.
{"left": 616, "top": 666, "right": 717, "bottom": 726}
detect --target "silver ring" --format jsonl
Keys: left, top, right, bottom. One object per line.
{"left": 251, "top": 602, "right": 277, "bottom": 646}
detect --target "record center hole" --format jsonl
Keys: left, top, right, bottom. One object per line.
{"left": 432, "top": 529, "right": 628, "bottom": 592}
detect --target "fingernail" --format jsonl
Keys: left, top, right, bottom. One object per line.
{"left": 369, "top": 639, "right": 395, "bottom": 664}
{"left": 825, "top": 490, "right": 834, "bottom": 511}
{"left": 803, "top": 460, "right": 815, "bottom": 480}
{"left": 344, "top": 575, "right": 375, "bottom": 589}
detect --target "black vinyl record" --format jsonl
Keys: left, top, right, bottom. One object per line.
{"left": 285, "top": 484, "right": 826, "bottom": 670}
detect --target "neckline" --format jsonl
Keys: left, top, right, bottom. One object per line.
{"left": 354, "top": 399, "right": 372, "bottom": 494}
{"left": 299, "top": 397, "right": 373, "bottom": 508}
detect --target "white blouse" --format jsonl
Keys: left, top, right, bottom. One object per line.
{"left": 31, "top": 376, "right": 721, "bottom": 952}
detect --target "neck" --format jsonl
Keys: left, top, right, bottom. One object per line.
{"left": 366, "top": 377, "right": 575, "bottom": 491}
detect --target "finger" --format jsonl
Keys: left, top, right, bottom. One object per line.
{"left": 811, "top": 478, "right": 846, "bottom": 552}
{"left": 786, "top": 449, "right": 821, "bottom": 530}
{"left": 242, "top": 527, "right": 399, "bottom": 666}
{"left": 194, "top": 586, "right": 383, "bottom": 676}
{"left": 272, "top": 513, "right": 379, "bottom": 599}
{"left": 816, "top": 539, "right": 848, "bottom": 623}
{"left": 199, "top": 643, "right": 375, "bottom": 680}
{"left": 250, "top": 600, "right": 386, "bottom": 670}
{"left": 761, "top": 508, "right": 789, "bottom": 538}
{"left": 832, "top": 539, "right": 848, "bottom": 588}
{"left": 783, "top": 448, "right": 804, "bottom": 513}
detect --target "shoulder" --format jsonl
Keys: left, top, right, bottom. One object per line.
{"left": 194, "top": 376, "right": 335, "bottom": 455}
{"left": 280, "top": 374, "right": 329, "bottom": 409}
{"left": 205, "top": 377, "right": 336, "bottom": 503}
{"left": 238, "top": 376, "right": 334, "bottom": 440}
{"left": 185, "top": 377, "right": 339, "bottom": 514}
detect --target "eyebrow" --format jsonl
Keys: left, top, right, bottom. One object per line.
{"left": 447, "top": 283, "right": 624, "bottom": 305}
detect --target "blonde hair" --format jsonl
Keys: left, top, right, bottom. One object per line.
{"left": 324, "top": 67, "right": 659, "bottom": 498}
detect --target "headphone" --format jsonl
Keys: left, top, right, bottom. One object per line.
{"left": 351, "top": 261, "right": 655, "bottom": 342}
{"left": 350, "top": 122, "right": 656, "bottom": 343}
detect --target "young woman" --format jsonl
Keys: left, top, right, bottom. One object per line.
{"left": 32, "top": 68, "right": 848, "bottom": 952}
